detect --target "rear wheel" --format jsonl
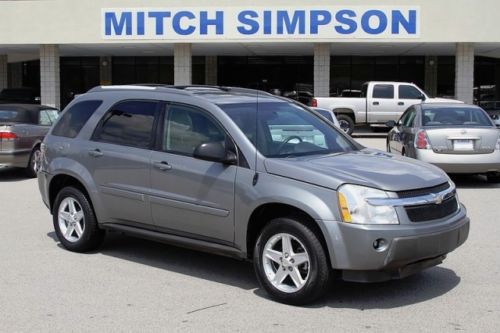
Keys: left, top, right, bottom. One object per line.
{"left": 53, "top": 186, "right": 105, "bottom": 252}
{"left": 25, "top": 146, "right": 41, "bottom": 178}
{"left": 336, "top": 114, "right": 354, "bottom": 135}
{"left": 253, "top": 217, "right": 330, "bottom": 305}
{"left": 487, "top": 173, "right": 500, "bottom": 183}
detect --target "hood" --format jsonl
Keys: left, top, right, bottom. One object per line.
{"left": 426, "top": 97, "right": 464, "bottom": 104}
{"left": 264, "top": 149, "right": 449, "bottom": 192}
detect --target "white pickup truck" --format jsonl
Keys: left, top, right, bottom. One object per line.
{"left": 312, "top": 81, "right": 462, "bottom": 134}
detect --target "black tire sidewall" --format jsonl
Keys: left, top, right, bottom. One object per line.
{"left": 52, "top": 186, "right": 103, "bottom": 252}
{"left": 25, "top": 146, "right": 40, "bottom": 178}
{"left": 253, "top": 218, "right": 330, "bottom": 305}
{"left": 336, "top": 114, "right": 354, "bottom": 135}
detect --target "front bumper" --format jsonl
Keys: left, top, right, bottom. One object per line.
{"left": 321, "top": 207, "right": 470, "bottom": 282}
{"left": 415, "top": 149, "right": 500, "bottom": 174}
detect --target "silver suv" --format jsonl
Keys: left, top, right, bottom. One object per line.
{"left": 38, "top": 85, "right": 469, "bottom": 305}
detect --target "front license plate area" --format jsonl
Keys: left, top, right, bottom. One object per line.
{"left": 453, "top": 139, "right": 474, "bottom": 151}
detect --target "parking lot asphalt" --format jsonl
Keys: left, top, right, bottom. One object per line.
{"left": 1, "top": 137, "right": 499, "bottom": 332}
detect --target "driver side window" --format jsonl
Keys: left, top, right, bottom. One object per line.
{"left": 163, "top": 104, "right": 226, "bottom": 156}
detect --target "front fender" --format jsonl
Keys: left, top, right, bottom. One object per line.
{"left": 234, "top": 169, "right": 339, "bottom": 257}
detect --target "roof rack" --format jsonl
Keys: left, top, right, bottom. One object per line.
{"left": 86, "top": 84, "right": 274, "bottom": 98}
{"left": 173, "top": 85, "right": 274, "bottom": 96}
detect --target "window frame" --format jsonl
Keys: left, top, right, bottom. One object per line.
{"left": 157, "top": 102, "right": 247, "bottom": 167}
{"left": 51, "top": 100, "right": 103, "bottom": 139}
{"left": 38, "top": 109, "right": 59, "bottom": 126}
{"left": 372, "top": 84, "right": 395, "bottom": 99}
{"left": 398, "top": 84, "right": 423, "bottom": 100}
{"left": 91, "top": 99, "right": 162, "bottom": 150}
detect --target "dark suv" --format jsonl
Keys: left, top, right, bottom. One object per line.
{"left": 38, "top": 85, "right": 469, "bottom": 305}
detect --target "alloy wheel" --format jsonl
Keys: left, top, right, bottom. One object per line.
{"left": 58, "top": 197, "right": 85, "bottom": 243}
{"left": 262, "top": 233, "right": 310, "bottom": 293}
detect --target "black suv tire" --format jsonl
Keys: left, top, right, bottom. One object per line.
{"left": 53, "top": 186, "right": 105, "bottom": 252}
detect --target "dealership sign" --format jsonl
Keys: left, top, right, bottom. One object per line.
{"left": 102, "top": 7, "right": 420, "bottom": 40}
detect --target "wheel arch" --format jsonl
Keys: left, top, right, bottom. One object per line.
{"left": 246, "top": 203, "right": 332, "bottom": 265}
{"left": 332, "top": 108, "right": 356, "bottom": 122}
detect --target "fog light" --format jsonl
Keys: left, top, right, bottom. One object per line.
{"left": 373, "top": 238, "right": 389, "bottom": 252}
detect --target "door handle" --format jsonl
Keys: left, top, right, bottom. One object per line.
{"left": 398, "top": 102, "right": 405, "bottom": 106}
{"left": 88, "top": 149, "right": 103, "bottom": 158}
{"left": 153, "top": 161, "right": 172, "bottom": 171}
{"left": 373, "top": 101, "right": 380, "bottom": 106}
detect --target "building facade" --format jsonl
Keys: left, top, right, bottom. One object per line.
{"left": 0, "top": 0, "right": 499, "bottom": 109}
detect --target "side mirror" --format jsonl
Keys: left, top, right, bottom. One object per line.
{"left": 193, "top": 142, "right": 237, "bottom": 165}
{"left": 419, "top": 94, "right": 426, "bottom": 101}
{"left": 385, "top": 120, "right": 397, "bottom": 128}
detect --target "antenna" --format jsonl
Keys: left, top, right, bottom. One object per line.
{"left": 252, "top": 86, "right": 260, "bottom": 186}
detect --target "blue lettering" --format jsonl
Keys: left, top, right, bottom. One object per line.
{"left": 263, "top": 11, "right": 272, "bottom": 35}
{"left": 361, "top": 10, "right": 388, "bottom": 35}
{"left": 173, "top": 11, "right": 196, "bottom": 35}
{"left": 104, "top": 12, "right": 132, "bottom": 36}
{"left": 237, "top": 11, "right": 259, "bottom": 35}
{"left": 148, "top": 11, "right": 171, "bottom": 35}
{"left": 200, "top": 11, "right": 224, "bottom": 35}
{"left": 335, "top": 10, "right": 357, "bottom": 34}
{"left": 137, "top": 12, "right": 145, "bottom": 35}
{"left": 392, "top": 10, "right": 417, "bottom": 34}
{"left": 276, "top": 10, "right": 305, "bottom": 35}
{"left": 310, "top": 10, "right": 332, "bottom": 34}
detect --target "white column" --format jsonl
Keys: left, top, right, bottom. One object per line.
{"left": 455, "top": 43, "right": 474, "bottom": 104}
{"left": 0, "top": 55, "right": 7, "bottom": 92}
{"left": 205, "top": 56, "right": 218, "bottom": 85}
{"left": 314, "top": 43, "right": 330, "bottom": 97}
{"left": 174, "top": 43, "right": 192, "bottom": 85}
{"left": 40, "top": 44, "right": 60, "bottom": 108}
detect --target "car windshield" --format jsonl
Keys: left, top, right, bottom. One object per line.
{"left": 422, "top": 107, "right": 493, "bottom": 127}
{"left": 219, "top": 101, "right": 357, "bottom": 158}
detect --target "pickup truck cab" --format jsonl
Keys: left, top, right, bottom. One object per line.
{"left": 312, "top": 81, "right": 462, "bottom": 135}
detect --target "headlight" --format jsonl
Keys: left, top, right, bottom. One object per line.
{"left": 337, "top": 184, "right": 399, "bottom": 225}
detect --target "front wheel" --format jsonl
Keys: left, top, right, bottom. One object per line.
{"left": 53, "top": 186, "right": 105, "bottom": 252}
{"left": 253, "top": 218, "right": 330, "bottom": 305}
{"left": 336, "top": 114, "right": 354, "bottom": 135}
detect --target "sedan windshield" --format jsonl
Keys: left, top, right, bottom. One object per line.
{"left": 219, "top": 101, "right": 357, "bottom": 157}
{"left": 422, "top": 107, "right": 493, "bottom": 127}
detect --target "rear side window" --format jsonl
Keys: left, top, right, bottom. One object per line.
{"left": 373, "top": 85, "right": 394, "bottom": 99}
{"left": 39, "top": 109, "right": 59, "bottom": 126}
{"left": 52, "top": 100, "right": 102, "bottom": 138}
{"left": 399, "top": 85, "right": 423, "bottom": 99}
{"left": 316, "top": 109, "right": 334, "bottom": 122}
{"left": 93, "top": 100, "right": 159, "bottom": 149}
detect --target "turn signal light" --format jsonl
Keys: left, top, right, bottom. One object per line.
{"left": 337, "top": 192, "right": 352, "bottom": 223}
{"left": 0, "top": 132, "right": 17, "bottom": 140}
{"left": 311, "top": 98, "right": 318, "bottom": 107}
{"left": 415, "top": 130, "right": 431, "bottom": 150}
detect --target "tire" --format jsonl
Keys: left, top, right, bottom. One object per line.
{"left": 487, "top": 173, "right": 500, "bottom": 183}
{"left": 336, "top": 114, "right": 355, "bottom": 135}
{"left": 253, "top": 217, "right": 330, "bottom": 305}
{"left": 53, "top": 186, "right": 105, "bottom": 252}
{"left": 25, "top": 145, "right": 41, "bottom": 178}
